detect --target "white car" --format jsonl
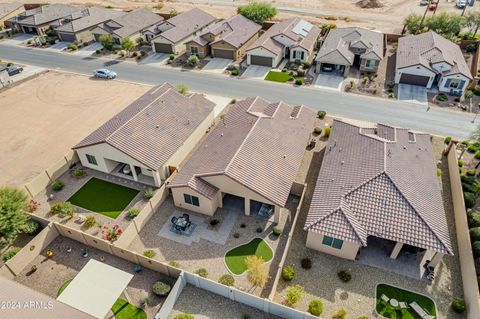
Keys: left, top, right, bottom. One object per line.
{"left": 456, "top": 0, "right": 467, "bottom": 7}
{"left": 420, "top": 0, "right": 429, "bottom": 5}
{"left": 93, "top": 68, "right": 117, "bottom": 79}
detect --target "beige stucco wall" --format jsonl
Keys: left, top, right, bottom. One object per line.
{"left": 306, "top": 231, "right": 360, "bottom": 260}
{"left": 171, "top": 185, "right": 221, "bottom": 216}
{"left": 186, "top": 42, "right": 209, "bottom": 58}
{"left": 0, "top": 6, "right": 24, "bottom": 28}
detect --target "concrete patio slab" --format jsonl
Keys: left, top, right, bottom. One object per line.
{"left": 398, "top": 84, "right": 428, "bottom": 105}
{"left": 73, "top": 42, "right": 103, "bottom": 57}
{"left": 202, "top": 58, "right": 232, "bottom": 74}
{"left": 314, "top": 73, "right": 344, "bottom": 91}
{"left": 241, "top": 65, "right": 271, "bottom": 80}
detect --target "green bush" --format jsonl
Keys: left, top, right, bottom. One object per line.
{"left": 463, "top": 182, "right": 473, "bottom": 193}
{"left": 325, "top": 127, "right": 331, "bottom": 138}
{"left": 67, "top": 43, "right": 78, "bottom": 51}
{"left": 468, "top": 145, "right": 478, "bottom": 153}
{"left": 467, "top": 43, "right": 477, "bottom": 52}
{"left": 337, "top": 270, "right": 351, "bottom": 282}
{"left": 464, "top": 192, "right": 476, "bottom": 208}
{"left": 152, "top": 281, "right": 171, "bottom": 296}
{"left": 143, "top": 250, "right": 156, "bottom": 258}
{"left": 470, "top": 227, "right": 480, "bottom": 241}
{"left": 458, "top": 160, "right": 464, "bottom": 167}
{"left": 437, "top": 93, "right": 448, "bottom": 101}
{"left": 302, "top": 61, "right": 311, "bottom": 69}
{"left": 317, "top": 110, "right": 327, "bottom": 119}
{"left": 194, "top": 268, "right": 208, "bottom": 278}
{"left": 451, "top": 297, "right": 466, "bottom": 313}
{"left": 50, "top": 202, "right": 75, "bottom": 218}
{"left": 73, "top": 168, "right": 85, "bottom": 177}
{"left": 174, "top": 314, "right": 194, "bottom": 319}
{"left": 357, "top": 317, "right": 369, "bottom": 319}
{"left": 51, "top": 180, "right": 64, "bottom": 191}
{"left": 467, "top": 170, "right": 476, "bottom": 176}
{"left": 237, "top": 2, "right": 277, "bottom": 24}
{"left": 314, "top": 127, "right": 322, "bottom": 134}
{"left": 282, "top": 265, "right": 295, "bottom": 281}
{"left": 295, "top": 78, "right": 304, "bottom": 85}
{"left": 84, "top": 216, "right": 96, "bottom": 228}
{"left": 468, "top": 211, "right": 480, "bottom": 227}
{"left": 475, "top": 151, "right": 480, "bottom": 160}
{"left": 2, "top": 247, "right": 21, "bottom": 262}
{"left": 169, "top": 54, "right": 175, "bottom": 60}
{"left": 187, "top": 54, "right": 200, "bottom": 66}
{"left": 169, "top": 260, "right": 180, "bottom": 268}
{"left": 297, "top": 70, "right": 305, "bottom": 77}
{"left": 231, "top": 69, "right": 239, "bottom": 76}
{"left": 22, "top": 220, "right": 41, "bottom": 236}
{"left": 308, "top": 299, "right": 323, "bottom": 316}
{"left": 473, "top": 241, "right": 480, "bottom": 257}
{"left": 127, "top": 207, "right": 140, "bottom": 219}
{"left": 95, "top": 49, "right": 101, "bottom": 54}
{"left": 332, "top": 309, "right": 347, "bottom": 319}
{"left": 218, "top": 274, "right": 235, "bottom": 286}
{"left": 437, "top": 168, "right": 442, "bottom": 176}
{"left": 464, "top": 175, "right": 477, "bottom": 185}
{"left": 144, "top": 188, "right": 154, "bottom": 199}
{"left": 272, "top": 226, "right": 282, "bottom": 235}
{"left": 301, "top": 257, "right": 312, "bottom": 269}
{"left": 286, "top": 284, "right": 304, "bottom": 306}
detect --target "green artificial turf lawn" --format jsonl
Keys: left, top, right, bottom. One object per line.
{"left": 376, "top": 284, "right": 436, "bottom": 319}
{"left": 225, "top": 238, "right": 273, "bottom": 275}
{"left": 112, "top": 298, "right": 147, "bottom": 319}
{"left": 56, "top": 279, "right": 72, "bottom": 297}
{"left": 67, "top": 178, "right": 139, "bottom": 219}
{"left": 264, "top": 71, "right": 292, "bottom": 83}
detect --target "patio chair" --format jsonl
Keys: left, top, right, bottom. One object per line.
{"left": 381, "top": 294, "right": 390, "bottom": 303}
{"left": 185, "top": 221, "right": 191, "bottom": 230}
{"left": 171, "top": 216, "right": 178, "bottom": 225}
{"left": 182, "top": 213, "right": 190, "bottom": 221}
{"left": 399, "top": 302, "right": 408, "bottom": 309}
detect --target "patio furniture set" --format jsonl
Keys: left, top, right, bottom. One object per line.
{"left": 381, "top": 294, "right": 435, "bottom": 319}
{"left": 171, "top": 214, "right": 192, "bottom": 232}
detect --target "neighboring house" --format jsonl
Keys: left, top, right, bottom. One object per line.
{"left": 7, "top": 3, "right": 84, "bottom": 36}
{"left": 395, "top": 31, "right": 472, "bottom": 94}
{"left": 246, "top": 17, "right": 321, "bottom": 67}
{"left": 92, "top": 8, "right": 164, "bottom": 46}
{"left": 0, "top": 2, "right": 24, "bottom": 29}
{"left": 55, "top": 7, "right": 125, "bottom": 43}
{"left": 304, "top": 120, "right": 453, "bottom": 269}
{"left": 315, "top": 27, "right": 384, "bottom": 77}
{"left": 72, "top": 83, "right": 216, "bottom": 187}
{"left": 151, "top": 8, "right": 216, "bottom": 54}
{"left": 185, "top": 14, "right": 261, "bottom": 60}
{"left": 167, "top": 97, "right": 315, "bottom": 222}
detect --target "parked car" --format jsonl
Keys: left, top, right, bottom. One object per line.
{"left": 456, "top": 0, "right": 467, "bottom": 7}
{"left": 93, "top": 69, "right": 117, "bottom": 79}
{"left": 322, "top": 64, "right": 334, "bottom": 72}
{"left": 428, "top": 0, "right": 438, "bottom": 10}
{"left": 420, "top": 0, "right": 429, "bottom": 5}
{"left": 6, "top": 65, "right": 23, "bottom": 76}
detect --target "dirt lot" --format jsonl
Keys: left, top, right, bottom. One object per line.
{"left": 0, "top": 71, "right": 150, "bottom": 186}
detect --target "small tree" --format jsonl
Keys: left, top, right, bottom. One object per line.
{"left": 466, "top": 11, "right": 480, "bottom": 38}
{"left": 285, "top": 284, "right": 304, "bottom": 307}
{"left": 0, "top": 187, "right": 29, "bottom": 244}
{"left": 121, "top": 37, "right": 135, "bottom": 56}
{"left": 245, "top": 255, "right": 268, "bottom": 290}
{"left": 403, "top": 14, "right": 422, "bottom": 34}
{"left": 187, "top": 54, "right": 200, "bottom": 66}
{"left": 169, "top": 8, "right": 178, "bottom": 17}
{"left": 237, "top": 2, "right": 277, "bottom": 24}
{"left": 176, "top": 84, "right": 189, "bottom": 95}
{"left": 99, "top": 34, "right": 114, "bottom": 51}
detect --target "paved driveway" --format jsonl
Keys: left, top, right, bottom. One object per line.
{"left": 241, "top": 65, "right": 271, "bottom": 80}
{"left": 44, "top": 41, "right": 69, "bottom": 52}
{"left": 202, "top": 58, "right": 232, "bottom": 74}
{"left": 73, "top": 42, "right": 103, "bottom": 57}
{"left": 1, "top": 34, "right": 33, "bottom": 46}
{"left": 139, "top": 52, "right": 169, "bottom": 67}
{"left": 314, "top": 73, "right": 344, "bottom": 91}
{"left": 397, "top": 84, "right": 428, "bottom": 105}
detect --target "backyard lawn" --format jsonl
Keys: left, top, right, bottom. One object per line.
{"left": 67, "top": 178, "right": 139, "bottom": 219}
{"left": 264, "top": 71, "right": 292, "bottom": 83}
{"left": 376, "top": 284, "right": 436, "bottom": 319}
{"left": 225, "top": 238, "right": 273, "bottom": 275}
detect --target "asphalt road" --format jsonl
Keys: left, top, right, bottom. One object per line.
{"left": 0, "top": 43, "right": 475, "bottom": 139}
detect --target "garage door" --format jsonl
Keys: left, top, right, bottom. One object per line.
{"left": 250, "top": 55, "right": 272, "bottom": 67}
{"left": 58, "top": 32, "right": 76, "bottom": 43}
{"left": 399, "top": 73, "right": 430, "bottom": 86}
{"left": 213, "top": 48, "right": 235, "bottom": 59}
{"left": 154, "top": 42, "right": 174, "bottom": 54}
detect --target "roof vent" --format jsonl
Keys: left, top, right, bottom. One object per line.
{"left": 221, "top": 133, "right": 224, "bottom": 137}
{"left": 403, "top": 145, "right": 407, "bottom": 150}
{"left": 283, "top": 154, "right": 286, "bottom": 158}
{"left": 341, "top": 161, "right": 345, "bottom": 165}
{"left": 186, "top": 119, "right": 190, "bottom": 125}
{"left": 156, "top": 125, "right": 159, "bottom": 129}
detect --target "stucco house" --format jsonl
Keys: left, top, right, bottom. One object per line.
{"left": 72, "top": 83, "right": 216, "bottom": 187}
{"left": 167, "top": 97, "right": 315, "bottom": 222}
{"left": 184, "top": 14, "right": 261, "bottom": 60}
{"left": 304, "top": 120, "right": 453, "bottom": 269}
{"left": 395, "top": 31, "right": 472, "bottom": 94}
{"left": 0, "top": 2, "right": 24, "bottom": 29}
{"left": 55, "top": 7, "right": 125, "bottom": 43}
{"left": 315, "top": 27, "right": 384, "bottom": 76}
{"left": 150, "top": 8, "right": 216, "bottom": 54}
{"left": 245, "top": 17, "right": 321, "bottom": 67}
{"left": 92, "top": 8, "right": 164, "bottom": 46}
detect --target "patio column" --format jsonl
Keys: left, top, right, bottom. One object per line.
{"left": 244, "top": 198, "right": 250, "bottom": 216}
{"left": 152, "top": 171, "right": 161, "bottom": 187}
{"left": 390, "top": 242, "right": 403, "bottom": 259}
{"left": 274, "top": 206, "right": 280, "bottom": 224}
{"left": 130, "top": 164, "right": 138, "bottom": 182}
{"left": 428, "top": 252, "right": 444, "bottom": 268}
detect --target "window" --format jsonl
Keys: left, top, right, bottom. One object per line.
{"left": 449, "top": 79, "right": 460, "bottom": 88}
{"left": 365, "top": 59, "right": 375, "bottom": 68}
{"left": 322, "top": 235, "right": 343, "bottom": 249}
{"left": 86, "top": 154, "right": 97, "bottom": 165}
{"left": 191, "top": 46, "right": 199, "bottom": 56}
{"left": 184, "top": 194, "right": 200, "bottom": 206}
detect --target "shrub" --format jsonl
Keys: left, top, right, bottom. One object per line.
{"left": 467, "top": 170, "right": 476, "bottom": 176}
{"left": 143, "top": 250, "right": 156, "bottom": 258}
{"left": 437, "top": 93, "right": 448, "bottom": 101}
{"left": 301, "top": 257, "right": 312, "bottom": 269}
{"left": 286, "top": 285, "right": 304, "bottom": 306}
{"left": 67, "top": 43, "right": 78, "bottom": 51}
{"left": 95, "top": 49, "right": 101, "bottom": 54}
{"left": 132, "top": 51, "right": 138, "bottom": 57}
{"left": 50, "top": 202, "right": 75, "bottom": 218}
{"left": 458, "top": 160, "right": 464, "bottom": 167}
{"left": 337, "top": 270, "right": 351, "bottom": 282}
{"left": 470, "top": 227, "right": 480, "bottom": 242}
{"left": 209, "top": 218, "right": 220, "bottom": 227}
{"left": 282, "top": 265, "right": 295, "bottom": 281}
{"left": 174, "top": 314, "right": 194, "bottom": 319}
{"left": 308, "top": 299, "right": 323, "bottom": 316}
{"left": 317, "top": 110, "right": 327, "bottom": 119}
{"left": 2, "top": 247, "right": 20, "bottom": 262}
{"left": 152, "top": 281, "right": 171, "bottom": 296}
{"left": 357, "top": 317, "right": 369, "bottom": 319}
{"left": 332, "top": 309, "right": 347, "bottom": 319}
{"left": 468, "top": 211, "right": 480, "bottom": 227}
{"left": 468, "top": 145, "right": 478, "bottom": 153}
{"left": 169, "top": 54, "right": 175, "bottom": 60}
{"left": 272, "top": 226, "right": 282, "bottom": 235}
{"left": 237, "top": 2, "right": 277, "bottom": 24}
{"left": 22, "top": 220, "right": 41, "bottom": 235}
{"left": 297, "top": 70, "right": 305, "bottom": 77}
{"left": 314, "top": 127, "right": 323, "bottom": 134}
{"left": 169, "top": 261, "right": 180, "bottom": 268}
{"left": 177, "top": 84, "right": 189, "bottom": 95}
{"left": 437, "top": 168, "right": 442, "bottom": 176}
{"left": 218, "top": 274, "right": 235, "bottom": 286}
{"left": 84, "top": 216, "right": 96, "bottom": 228}
{"left": 467, "top": 43, "right": 477, "bottom": 53}
{"left": 51, "top": 180, "right": 64, "bottom": 191}
{"left": 187, "top": 54, "right": 200, "bottom": 66}
{"left": 231, "top": 69, "right": 239, "bottom": 76}
{"left": 295, "top": 78, "right": 304, "bottom": 85}
{"left": 325, "top": 127, "right": 331, "bottom": 138}
{"left": 302, "top": 61, "right": 311, "bottom": 68}
{"left": 473, "top": 241, "right": 480, "bottom": 257}
{"left": 451, "top": 297, "right": 466, "bottom": 313}
{"left": 73, "top": 168, "right": 85, "bottom": 177}
{"left": 144, "top": 188, "right": 154, "bottom": 199}
{"left": 475, "top": 151, "right": 480, "bottom": 160}
{"left": 256, "top": 226, "right": 263, "bottom": 233}
{"left": 464, "top": 192, "right": 476, "bottom": 208}
{"left": 194, "top": 268, "right": 208, "bottom": 278}
{"left": 127, "top": 207, "right": 140, "bottom": 219}
{"left": 233, "top": 232, "right": 240, "bottom": 238}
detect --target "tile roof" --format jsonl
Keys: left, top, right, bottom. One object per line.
{"left": 95, "top": 8, "right": 163, "bottom": 38}
{"left": 55, "top": 7, "right": 124, "bottom": 33}
{"left": 168, "top": 97, "right": 316, "bottom": 207}
{"left": 396, "top": 31, "right": 472, "bottom": 79}
{"left": 191, "top": 14, "right": 261, "bottom": 49}
{"left": 0, "top": 2, "right": 22, "bottom": 19}
{"left": 304, "top": 119, "right": 453, "bottom": 255}
{"left": 73, "top": 83, "right": 215, "bottom": 170}
{"left": 156, "top": 8, "right": 216, "bottom": 43}
{"left": 246, "top": 17, "right": 321, "bottom": 56}
{"left": 315, "top": 27, "right": 384, "bottom": 65}
{"left": 14, "top": 3, "right": 83, "bottom": 26}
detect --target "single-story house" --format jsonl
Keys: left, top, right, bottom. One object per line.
{"left": 72, "top": 83, "right": 216, "bottom": 187}
{"left": 55, "top": 7, "right": 125, "bottom": 43}
{"left": 395, "top": 31, "right": 472, "bottom": 94}
{"left": 185, "top": 14, "right": 261, "bottom": 60}
{"left": 167, "top": 97, "right": 315, "bottom": 222}
{"left": 92, "top": 8, "right": 164, "bottom": 46}
{"left": 245, "top": 17, "right": 321, "bottom": 67}
{"left": 315, "top": 27, "right": 384, "bottom": 76}
{"left": 0, "top": 2, "right": 24, "bottom": 29}
{"left": 304, "top": 120, "right": 453, "bottom": 269}
{"left": 7, "top": 3, "right": 84, "bottom": 36}
{"left": 151, "top": 8, "right": 216, "bottom": 54}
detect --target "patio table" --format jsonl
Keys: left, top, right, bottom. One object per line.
{"left": 390, "top": 299, "right": 399, "bottom": 308}
{"left": 175, "top": 217, "right": 187, "bottom": 228}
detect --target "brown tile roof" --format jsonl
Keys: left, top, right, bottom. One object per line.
{"left": 95, "top": 8, "right": 164, "bottom": 38}
{"left": 304, "top": 119, "right": 453, "bottom": 255}
{"left": 168, "top": 97, "right": 316, "bottom": 207}
{"left": 14, "top": 3, "right": 83, "bottom": 26}
{"left": 55, "top": 7, "right": 124, "bottom": 33}
{"left": 0, "top": 2, "right": 22, "bottom": 19}
{"left": 156, "top": 8, "right": 216, "bottom": 43}
{"left": 396, "top": 31, "right": 472, "bottom": 79}
{"left": 246, "top": 17, "right": 321, "bottom": 56}
{"left": 73, "top": 83, "right": 215, "bottom": 170}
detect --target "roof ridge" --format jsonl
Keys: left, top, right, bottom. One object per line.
{"left": 339, "top": 202, "right": 368, "bottom": 245}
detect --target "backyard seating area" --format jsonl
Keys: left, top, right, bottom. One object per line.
{"left": 170, "top": 214, "right": 195, "bottom": 236}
